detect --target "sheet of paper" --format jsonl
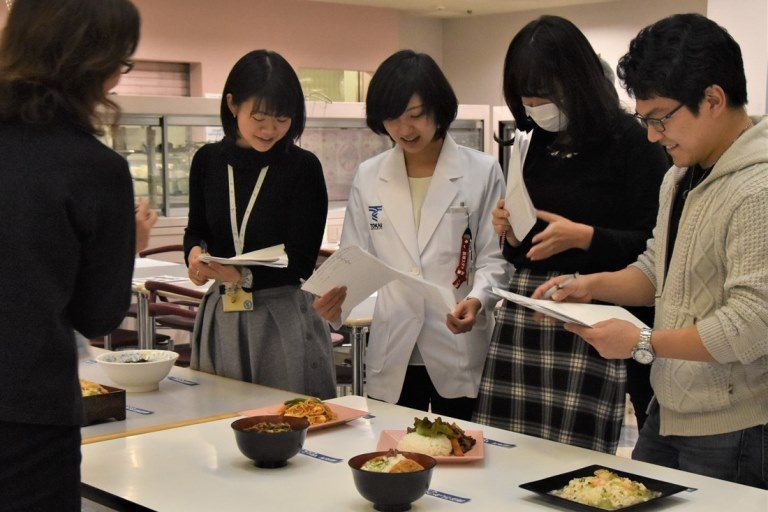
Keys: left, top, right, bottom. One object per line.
{"left": 134, "top": 258, "right": 179, "bottom": 269}
{"left": 491, "top": 287, "right": 648, "bottom": 329}
{"left": 504, "top": 133, "right": 537, "bottom": 241}
{"left": 302, "top": 245, "right": 456, "bottom": 323}
{"left": 199, "top": 244, "right": 288, "bottom": 268}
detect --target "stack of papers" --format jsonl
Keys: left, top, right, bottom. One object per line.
{"left": 199, "top": 244, "right": 288, "bottom": 268}
{"left": 491, "top": 287, "right": 648, "bottom": 328}
{"left": 302, "top": 245, "right": 456, "bottom": 324}
{"left": 504, "top": 132, "right": 537, "bottom": 241}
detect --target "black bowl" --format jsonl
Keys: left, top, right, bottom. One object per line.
{"left": 231, "top": 415, "right": 310, "bottom": 468}
{"left": 348, "top": 451, "right": 436, "bottom": 512}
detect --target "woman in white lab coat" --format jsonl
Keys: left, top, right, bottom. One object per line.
{"left": 314, "top": 50, "right": 508, "bottom": 420}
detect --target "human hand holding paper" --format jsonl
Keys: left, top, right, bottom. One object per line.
{"left": 491, "top": 287, "right": 647, "bottom": 329}
{"left": 302, "top": 246, "right": 456, "bottom": 327}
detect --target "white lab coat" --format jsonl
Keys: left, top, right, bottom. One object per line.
{"left": 340, "top": 135, "right": 509, "bottom": 403}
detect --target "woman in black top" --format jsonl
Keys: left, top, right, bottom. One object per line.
{"left": 472, "top": 16, "right": 668, "bottom": 453}
{"left": 184, "top": 50, "right": 335, "bottom": 399}
{"left": 0, "top": 1, "right": 140, "bottom": 509}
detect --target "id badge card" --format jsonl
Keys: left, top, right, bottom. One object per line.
{"left": 222, "top": 288, "right": 254, "bottom": 312}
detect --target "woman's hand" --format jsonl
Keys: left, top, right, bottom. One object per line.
{"left": 492, "top": 199, "right": 521, "bottom": 247}
{"left": 526, "top": 210, "right": 593, "bottom": 261}
{"left": 446, "top": 297, "right": 482, "bottom": 334}
{"left": 206, "top": 261, "right": 242, "bottom": 285}
{"left": 135, "top": 198, "right": 158, "bottom": 253}
{"left": 188, "top": 246, "right": 214, "bottom": 285}
{"left": 313, "top": 286, "right": 347, "bottom": 324}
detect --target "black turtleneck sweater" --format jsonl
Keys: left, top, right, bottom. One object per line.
{"left": 504, "top": 114, "right": 669, "bottom": 275}
{"left": 184, "top": 137, "right": 328, "bottom": 289}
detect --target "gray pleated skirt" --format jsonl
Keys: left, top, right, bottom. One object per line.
{"left": 191, "top": 284, "right": 336, "bottom": 400}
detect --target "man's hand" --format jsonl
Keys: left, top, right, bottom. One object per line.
{"left": 532, "top": 273, "right": 592, "bottom": 303}
{"left": 565, "top": 319, "right": 640, "bottom": 359}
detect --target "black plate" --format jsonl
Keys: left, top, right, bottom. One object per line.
{"left": 519, "top": 464, "right": 689, "bottom": 511}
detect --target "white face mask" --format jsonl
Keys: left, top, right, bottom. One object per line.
{"left": 524, "top": 103, "right": 568, "bottom": 132}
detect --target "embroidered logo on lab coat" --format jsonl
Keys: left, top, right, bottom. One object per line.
{"left": 368, "top": 205, "right": 383, "bottom": 230}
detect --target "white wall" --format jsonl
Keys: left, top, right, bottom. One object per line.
{"left": 399, "top": 15, "right": 444, "bottom": 66}
{"left": 707, "top": 0, "right": 768, "bottom": 114}
{"left": 441, "top": 0, "right": 707, "bottom": 109}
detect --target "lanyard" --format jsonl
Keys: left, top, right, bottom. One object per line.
{"left": 228, "top": 164, "right": 268, "bottom": 255}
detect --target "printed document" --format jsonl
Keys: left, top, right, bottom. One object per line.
{"left": 302, "top": 245, "right": 456, "bottom": 324}
{"left": 504, "top": 132, "right": 537, "bottom": 241}
{"left": 491, "top": 287, "right": 648, "bottom": 328}
{"left": 199, "top": 244, "right": 288, "bottom": 268}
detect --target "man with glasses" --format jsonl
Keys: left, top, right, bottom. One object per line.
{"left": 532, "top": 13, "right": 767, "bottom": 488}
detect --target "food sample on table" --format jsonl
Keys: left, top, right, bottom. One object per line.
{"left": 396, "top": 417, "right": 476, "bottom": 456}
{"left": 361, "top": 450, "right": 425, "bottom": 473}
{"left": 79, "top": 378, "right": 109, "bottom": 397}
{"left": 241, "top": 421, "right": 292, "bottom": 433}
{"left": 551, "top": 469, "right": 661, "bottom": 510}
{"left": 278, "top": 397, "right": 337, "bottom": 425}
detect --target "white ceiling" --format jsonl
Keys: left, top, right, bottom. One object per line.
{"left": 305, "top": 0, "right": 623, "bottom": 18}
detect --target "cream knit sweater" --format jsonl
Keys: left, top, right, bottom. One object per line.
{"left": 633, "top": 117, "right": 768, "bottom": 436}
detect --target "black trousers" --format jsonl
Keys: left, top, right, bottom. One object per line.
{"left": 625, "top": 359, "right": 653, "bottom": 429}
{"left": 395, "top": 365, "right": 476, "bottom": 421}
{"left": 0, "top": 421, "right": 81, "bottom": 512}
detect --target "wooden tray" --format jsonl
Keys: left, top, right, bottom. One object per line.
{"left": 81, "top": 384, "right": 126, "bottom": 426}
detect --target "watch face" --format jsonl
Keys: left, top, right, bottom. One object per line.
{"left": 633, "top": 348, "right": 654, "bottom": 365}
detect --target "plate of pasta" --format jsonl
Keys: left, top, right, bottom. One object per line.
{"left": 239, "top": 398, "right": 368, "bottom": 431}
{"left": 519, "top": 465, "right": 688, "bottom": 511}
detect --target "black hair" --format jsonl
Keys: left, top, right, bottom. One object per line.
{"left": 503, "top": 15, "right": 621, "bottom": 152}
{"left": 365, "top": 50, "right": 457, "bottom": 140}
{"left": 220, "top": 50, "right": 306, "bottom": 147}
{"left": 0, "top": 0, "right": 140, "bottom": 135}
{"left": 617, "top": 13, "right": 747, "bottom": 113}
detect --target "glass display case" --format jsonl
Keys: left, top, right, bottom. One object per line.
{"left": 448, "top": 119, "right": 484, "bottom": 154}
{"left": 103, "top": 97, "right": 492, "bottom": 217}
{"left": 164, "top": 116, "right": 222, "bottom": 217}
{"left": 101, "top": 115, "right": 164, "bottom": 211}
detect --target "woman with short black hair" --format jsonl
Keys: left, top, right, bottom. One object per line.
{"left": 314, "top": 50, "right": 508, "bottom": 420}
{"left": 0, "top": 0, "right": 141, "bottom": 509}
{"left": 184, "top": 50, "right": 336, "bottom": 399}
{"left": 473, "top": 16, "right": 668, "bottom": 453}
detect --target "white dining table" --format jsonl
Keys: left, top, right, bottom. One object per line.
{"left": 80, "top": 394, "right": 768, "bottom": 512}
{"left": 79, "top": 348, "right": 300, "bottom": 444}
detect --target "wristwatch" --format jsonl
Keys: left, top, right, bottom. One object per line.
{"left": 631, "top": 327, "right": 655, "bottom": 364}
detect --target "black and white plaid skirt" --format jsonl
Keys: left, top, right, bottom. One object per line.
{"left": 473, "top": 269, "right": 626, "bottom": 453}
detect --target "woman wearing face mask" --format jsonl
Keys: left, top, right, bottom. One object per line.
{"left": 313, "top": 50, "right": 508, "bottom": 420}
{"left": 184, "top": 50, "right": 336, "bottom": 399}
{"left": 472, "top": 16, "right": 668, "bottom": 453}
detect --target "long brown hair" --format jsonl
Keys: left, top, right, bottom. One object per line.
{"left": 0, "top": 0, "right": 140, "bottom": 134}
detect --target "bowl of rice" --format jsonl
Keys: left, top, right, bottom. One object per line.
{"left": 95, "top": 349, "right": 178, "bottom": 392}
{"left": 396, "top": 431, "right": 452, "bottom": 456}
{"left": 349, "top": 450, "right": 436, "bottom": 512}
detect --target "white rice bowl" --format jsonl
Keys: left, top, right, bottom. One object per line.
{"left": 396, "top": 432, "right": 452, "bottom": 456}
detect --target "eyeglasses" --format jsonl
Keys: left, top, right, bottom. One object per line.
{"left": 634, "top": 103, "right": 684, "bottom": 132}
{"left": 120, "top": 60, "right": 134, "bottom": 75}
